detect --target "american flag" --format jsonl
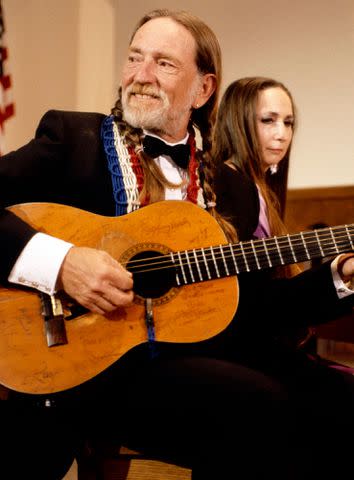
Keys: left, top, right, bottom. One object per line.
{"left": 0, "top": 1, "right": 14, "bottom": 155}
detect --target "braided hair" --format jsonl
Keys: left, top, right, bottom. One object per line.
{"left": 111, "top": 9, "right": 237, "bottom": 242}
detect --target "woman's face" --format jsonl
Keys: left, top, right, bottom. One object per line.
{"left": 255, "top": 87, "right": 294, "bottom": 172}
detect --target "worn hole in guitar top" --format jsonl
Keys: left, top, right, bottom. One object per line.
{"left": 127, "top": 250, "right": 176, "bottom": 299}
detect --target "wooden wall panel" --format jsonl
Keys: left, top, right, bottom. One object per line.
{"left": 285, "top": 185, "right": 354, "bottom": 233}
{"left": 285, "top": 185, "right": 354, "bottom": 343}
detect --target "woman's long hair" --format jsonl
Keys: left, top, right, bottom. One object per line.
{"left": 213, "top": 76, "right": 297, "bottom": 234}
{"left": 213, "top": 76, "right": 301, "bottom": 278}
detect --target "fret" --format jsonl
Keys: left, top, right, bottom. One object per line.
{"left": 314, "top": 230, "right": 325, "bottom": 257}
{"left": 274, "top": 237, "right": 284, "bottom": 265}
{"left": 300, "top": 232, "right": 310, "bottom": 260}
{"left": 177, "top": 251, "right": 188, "bottom": 284}
{"left": 345, "top": 225, "right": 354, "bottom": 249}
{"left": 331, "top": 226, "right": 352, "bottom": 255}
{"left": 197, "top": 248, "right": 212, "bottom": 280}
{"left": 286, "top": 234, "right": 297, "bottom": 263}
{"left": 232, "top": 244, "right": 247, "bottom": 272}
{"left": 219, "top": 245, "right": 230, "bottom": 276}
{"left": 228, "top": 244, "right": 239, "bottom": 274}
{"left": 193, "top": 249, "right": 203, "bottom": 282}
{"left": 184, "top": 250, "right": 195, "bottom": 283}
{"left": 201, "top": 247, "right": 212, "bottom": 280}
{"left": 317, "top": 229, "right": 335, "bottom": 257}
{"left": 286, "top": 233, "right": 308, "bottom": 262}
{"left": 320, "top": 229, "right": 337, "bottom": 257}
{"left": 170, "top": 252, "right": 181, "bottom": 286}
{"left": 263, "top": 237, "right": 282, "bottom": 266}
{"left": 239, "top": 242, "right": 250, "bottom": 272}
{"left": 262, "top": 238, "right": 272, "bottom": 267}
{"left": 251, "top": 239, "right": 261, "bottom": 270}
{"left": 210, "top": 247, "right": 221, "bottom": 278}
{"left": 302, "top": 231, "right": 323, "bottom": 258}
{"left": 329, "top": 228, "right": 339, "bottom": 255}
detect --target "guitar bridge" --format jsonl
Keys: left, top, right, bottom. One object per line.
{"left": 40, "top": 293, "right": 68, "bottom": 347}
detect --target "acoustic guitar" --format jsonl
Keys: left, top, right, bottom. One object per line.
{"left": 0, "top": 200, "right": 353, "bottom": 394}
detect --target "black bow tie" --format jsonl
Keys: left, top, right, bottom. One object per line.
{"left": 143, "top": 135, "right": 190, "bottom": 170}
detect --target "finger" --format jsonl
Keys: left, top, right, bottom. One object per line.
{"left": 107, "top": 266, "right": 134, "bottom": 291}
{"left": 343, "top": 259, "right": 354, "bottom": 277}
{"left": 88, "top": 286, "right": 134, "bottom": 313}
{"left": 104, "top": 253, "right": 132, "bottom": 274}
{"left": 95, "top": 295, "right": 118, "bottom": 313}
{"left": 338, "top": 254, "right": 354, "bottom": 280}
{"left": 102, "top": 287, "right": 134, "bottom": 309}
{"left": 83, "top": 294, "right": 119, "bottom": 315}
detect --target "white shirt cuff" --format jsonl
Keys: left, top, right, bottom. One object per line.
{"left": 331, "top": 256, "right": 354, "bottom": 299}
{"left": 8, "top": 232, "right": 73, "bottom": 294}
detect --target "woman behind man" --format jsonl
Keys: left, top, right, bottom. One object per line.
{"left": 213, "top": 76, "right": 294, "bottom": 242}
{"left": 213, "top": 76, "right": 306, "bottom": 348}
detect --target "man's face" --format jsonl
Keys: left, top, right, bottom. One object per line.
{"left": 121, "top": 17, "right": 203, "bottom": 142}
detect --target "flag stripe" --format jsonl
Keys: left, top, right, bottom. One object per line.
{"left": 0, "top": 1, "right": 15, "bottom": 155}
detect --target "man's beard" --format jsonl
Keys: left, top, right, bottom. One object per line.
{"left": 121, "top": 81, "right": 200, "bottom": 136}
{"left": 122, "top": 85, "right": 170, "bottom": 133}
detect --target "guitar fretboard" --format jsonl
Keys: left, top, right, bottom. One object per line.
{"left": 168, "top": 224, "right": 354, "bottom": 286}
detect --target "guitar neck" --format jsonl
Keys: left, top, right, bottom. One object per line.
{"left": 170, "top": 223, "right": 354, "bottom": 286}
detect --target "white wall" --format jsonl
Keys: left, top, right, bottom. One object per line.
{"left": 3, "top": 0, "right": 79, "bottom": 147}
{"left": 3, "top": 0, "right": 115, "bottom": 148}
{"left": 3, "top": 0, "right": 354, "bottom": 188}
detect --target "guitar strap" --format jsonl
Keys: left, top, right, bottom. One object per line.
{"left": 101, "top": 115, "right": 142, "bottom": 216}
{"left": 145, "top": 298, "right": 158, "bottom": 358}
{"left": 101, "top": 115, "right": 208, "bottom": 214}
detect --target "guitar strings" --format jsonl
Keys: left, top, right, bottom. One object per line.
{"left": 124, "top": 228, "right": 354, "bottom": 273}
{"left": 122, "top": 226, "right": 354, "bottom": 275}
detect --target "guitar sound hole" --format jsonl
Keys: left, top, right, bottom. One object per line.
{"left": 127, "top": 250, "right": 176, "bottom": 299}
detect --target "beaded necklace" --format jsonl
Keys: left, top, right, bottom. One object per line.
{"left": 101, "top": 115, "right": 206, "bottom": 216}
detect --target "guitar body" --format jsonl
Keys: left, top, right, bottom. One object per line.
{"left": 0, "top": 201, "right": 238, "bottom": 394}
